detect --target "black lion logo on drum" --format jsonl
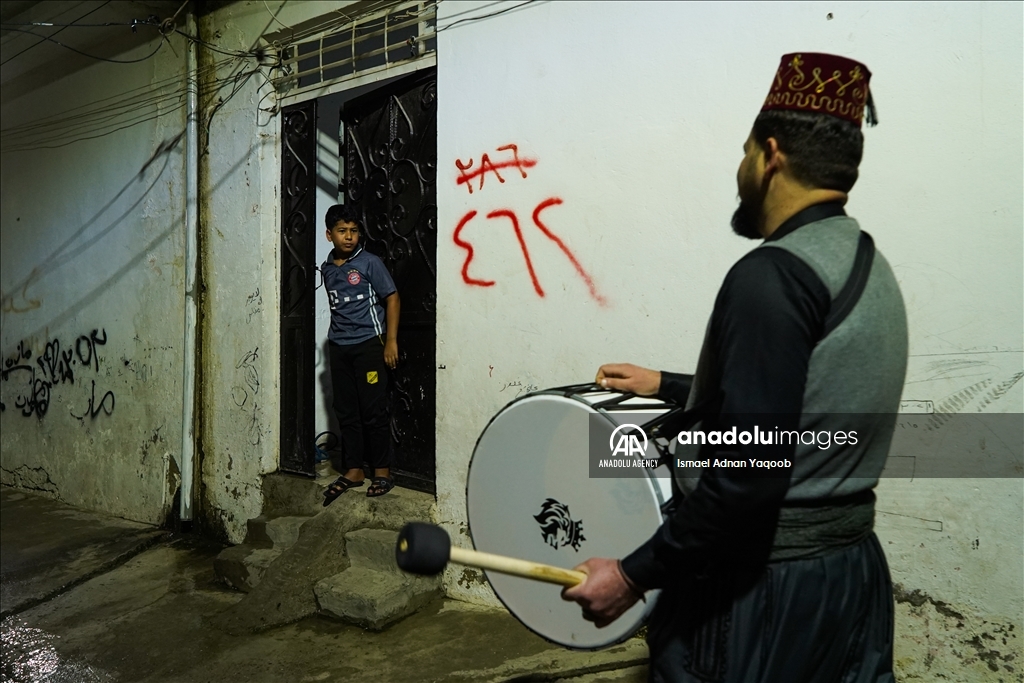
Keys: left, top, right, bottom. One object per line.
{"left": 533, "top": 498, "right": 586, "bottom": 552}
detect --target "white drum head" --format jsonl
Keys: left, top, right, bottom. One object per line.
{"left": 467, "top": 393, "right": 665, "bottom": 649}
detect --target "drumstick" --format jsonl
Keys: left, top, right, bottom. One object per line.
{"left": 395, "top": 522, "right": 586, "bottom": 587}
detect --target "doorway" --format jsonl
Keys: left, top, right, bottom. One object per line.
{"left": 279, "top": 68, "right": 437, "bottom": 495}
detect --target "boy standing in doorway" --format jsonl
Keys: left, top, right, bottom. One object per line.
{"left": 321, "top": 204, "right": 400, "bottom": 504}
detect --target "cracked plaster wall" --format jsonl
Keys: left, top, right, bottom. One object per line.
{"left": 195, "top": 1, "right": 363, "bottom": 543}
{"left": 0, "top": 32, "right": 191, "bottom": 526}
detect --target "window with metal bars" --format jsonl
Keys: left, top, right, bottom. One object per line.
{"left": 273, "top": 1, "right": 436, "bottom": 98}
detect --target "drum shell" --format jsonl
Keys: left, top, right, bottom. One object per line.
{"left": 466, "top": 388, "right": 672, "bottom": 650}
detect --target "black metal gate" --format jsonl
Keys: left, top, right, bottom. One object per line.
{"left": 279, "top": 100, "right": 317, "bottom": 476}
{"left": 342, "top": 69, "right": 437, "bottom": 493}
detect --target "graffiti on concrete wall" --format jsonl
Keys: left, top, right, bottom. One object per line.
{"left": 231, "top": 347, "right": 263, "bottom": 446}
{"left": 1, "top": 328, "right": 115, "bottom": 420}
{"left": 455, "top": 143, "right": 537, "bottom": 194}
{"left": 452, "top": 144, "right": 606, "bottom": 305}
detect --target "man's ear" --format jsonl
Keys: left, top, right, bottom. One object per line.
{"left": 762, "top": 137, "right": 784, "bottom": 178}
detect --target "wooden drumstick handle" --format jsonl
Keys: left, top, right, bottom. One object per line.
{"left": 449, "top": 546, "right": 586, "bottom": 587}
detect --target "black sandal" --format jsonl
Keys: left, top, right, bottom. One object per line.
{"left": 322, "top": 476, "right": 364, "bottom": 507}
{"left": 366, "top": 476, "right": 395, "bottom": 498}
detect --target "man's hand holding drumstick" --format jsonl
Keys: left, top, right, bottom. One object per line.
{"left": 559, "top": 363, "right": 662, "bottom": 627}
{"left": 560, "top": 558, "right": 647, "bottom": 628}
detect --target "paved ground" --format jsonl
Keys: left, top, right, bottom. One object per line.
{"left": 0, "top": 487, "right": 649, "bottom": 683}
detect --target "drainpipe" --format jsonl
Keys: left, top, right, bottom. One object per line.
{"left": 180, "top": 11, "right": 200, "bottom": 527}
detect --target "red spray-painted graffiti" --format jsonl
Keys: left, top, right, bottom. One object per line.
{"left": 455, "top": 144, "right": 537, "bottom": 195}
{"left": 486, "top": 209, "right": 544, "bottom": 297}
{"left": 531, "top": 198, "right": 607, "bottom": 306}
{"left": 452, "top": 144, "right": 606, "bottom": 304}
{"left": 452, "top": 210, "right": 494, "bottom": 288}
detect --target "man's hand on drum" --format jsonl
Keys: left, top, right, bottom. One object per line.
{"left": 595, "top": 364, "right": 661, "bottom": 396}
{"left": 561, "top": 558, "right": 644, "bottom": 628}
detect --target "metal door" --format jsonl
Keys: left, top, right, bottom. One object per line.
{"left": 279, "top": 100, "right": 317, "bottom": 476}
{"left": 341, "top": 69, "right": 437, "bottom": 493}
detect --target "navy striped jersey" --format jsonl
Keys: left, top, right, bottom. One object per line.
{"left": 321, "top": 246, "right": 397, "bottom": 345}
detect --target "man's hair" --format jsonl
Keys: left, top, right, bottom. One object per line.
{"left": 325, "top": 203, "right": 361, "bottom": 230}
{"left": 752, "top": 110, "right": 864, "bottom": 193}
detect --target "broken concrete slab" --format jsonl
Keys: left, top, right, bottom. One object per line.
{"left": 212, "top": 545, "right": 281, "bottom": 593}
{"left": 260, "top": 472, "right": 326, "bottom": 517}
{"left": 345, "top": 528, "right": 401, "bottom": 571}
{"left": 314, "top": 528, "right": 441, "bottom": 629}
{"left": 0, "top": 486, "right": 169, "bottom": 618}
{"left": 209, "top": 485, "right": 433, "bottom": 634}
{"left": 315, "top": 564, "right": 441, "bottom": 630}
{"left": 213, "top": 515, "right": 311, "bottom": 591}
{"left": 243, "top": 515, "right": 309, "bottom": 550}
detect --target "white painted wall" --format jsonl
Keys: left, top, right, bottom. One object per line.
{"left": 435, "top": 0, "right": 1022, "bottom": 675}
{"left": 0, "top": 33, "right": 190, "bottom": 524}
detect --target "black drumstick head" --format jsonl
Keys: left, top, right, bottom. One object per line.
{"left": 395, "top": 522, "right": 451, "bottom": 575}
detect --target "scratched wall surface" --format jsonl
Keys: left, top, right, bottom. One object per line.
{"left": 0, "top": 33, "right": 189, "bottom": 525}
{"left": 435, "top": 1, "right": 1023, "bottom": 676}
{"left": 194, "top": 0, "right": 373, "bottom": 543}
{"left": 195, "top": 4, "right": 286, "bottom": 543}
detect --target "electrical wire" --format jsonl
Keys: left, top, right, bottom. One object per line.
{"left": 0, "top": 0, "right": 278, "bottom": 153}
{"left": 262, "top": 0, "right": 294, "bottom": 31}
{"left": 2, "top": 103, "right": 189, "bottom": 152}
{"left": 173, "top": 28, "right": 257, "bottom": 58}
{"left": 436, "top": 0, "right": 540, "bottom": 32}
{"left": 1, "top": 0, "right": 441, "bottom": 151}
{"left": 0, "top": 0, "right": 112, "bottom": 66}
{"left": 1, "top": 21, "right": 148, "bottom": 27}
{"left": 1, "top": 26, "right": 165, "bottom": 64}
{"left": 0, "top": 59, "right": 229, "bottom": 135}
{"left": 0, "top": 58, "right": 234, "bottom": 144}
{"left": 0, "top": 58, "right": 252, "bottom": 152}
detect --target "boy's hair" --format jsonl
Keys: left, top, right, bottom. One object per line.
{"left": 752, "top": 109, "right": 864, "bottom": 193}
{"left": 325, "top": 204, "right": 361, "bottom": 230}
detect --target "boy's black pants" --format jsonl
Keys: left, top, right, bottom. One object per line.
{"left": 329, "top": 337, "right": 392, "bottom": 471}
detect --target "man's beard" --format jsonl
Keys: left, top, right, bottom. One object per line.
{"left": 730, "top": 198, "right": 763, "bottom": 240}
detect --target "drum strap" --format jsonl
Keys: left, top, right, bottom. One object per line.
{"left": 654, "top": 232, "right": 876, "bottom": 509}
{"left": 821, "top": 231, "right": 875, "bottom": 341}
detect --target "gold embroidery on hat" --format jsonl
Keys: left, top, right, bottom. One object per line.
{"left": 787, "top": 54, "right": 807, "bottom": 90}
{"left": 835, "top": 66, "right": 863, "bottom": 96}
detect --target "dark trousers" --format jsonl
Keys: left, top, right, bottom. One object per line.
{"left": 329, "top": 337, "right": 392, "bottom": 471}
{"left": 647, "top": 533, "right": 895, "bottom": 683}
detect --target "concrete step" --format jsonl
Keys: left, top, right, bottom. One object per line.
{"left": 260, "top": 463, "right": 342, "bottom": 518}
{"left": 345, "top": 528, "right": 401, "bottom": 572}
{"left": 314, "top": 564, "right": 441, "bottom": 631}
{"left": 213, "top": 545, "right": 281, "bottom": 593}
{"left": 313, "top": 528, "right": 440, "bottom": 629}
{"left": 211, "top": 478, "right": 436, "bottom": 633}
{"left": 244, "top": 515, "right": 309, "bottom": 550}
{"left": 214, "top": 514, "right": 312, "bottom": 591}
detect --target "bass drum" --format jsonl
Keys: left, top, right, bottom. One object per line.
{"left": 466, "top": 384, "right": 674, "bottom": 650}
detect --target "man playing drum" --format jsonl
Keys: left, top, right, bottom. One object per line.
{"left": 562, "top": 53, "right": 906, "bottom": 683}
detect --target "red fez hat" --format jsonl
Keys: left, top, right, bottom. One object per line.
{"left": 762, "top": 53, "right": 877, "bottom": 127}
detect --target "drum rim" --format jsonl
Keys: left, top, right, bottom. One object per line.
{"left": 463, "top": 384, "right": 666, "bottom": 650}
